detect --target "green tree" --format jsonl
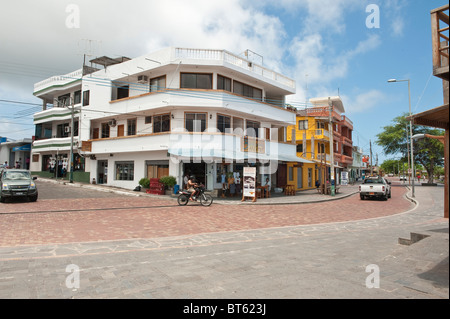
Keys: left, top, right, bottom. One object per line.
{"left": 376, "top": 113, "right": 444, "bottom": 183}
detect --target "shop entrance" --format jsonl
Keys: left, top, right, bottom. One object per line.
{"left": 183, "top": 162, "right": 206, "bottom": 186}
{"left": 97, "top": 160, "right": 108, "bottom": 184}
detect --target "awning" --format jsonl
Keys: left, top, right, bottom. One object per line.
{"left": 168, "top": 147, "right": 314, "bottom": 163}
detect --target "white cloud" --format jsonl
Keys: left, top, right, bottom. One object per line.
{"left": 342, "top": 89, "right": 386, "bottom": 114}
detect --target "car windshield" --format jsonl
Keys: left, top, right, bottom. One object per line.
{"left": 364, "top": 179, "right": 384, "bottom": 184}
{"left": 3, "top": 171, "right": 31, "bottom": 180}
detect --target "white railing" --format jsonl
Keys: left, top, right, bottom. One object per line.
{"left": 174, "top": 48, "right": 295, "bottom": 89}
{"left": 34, "top": 69, "right": 83, "bottom": 93}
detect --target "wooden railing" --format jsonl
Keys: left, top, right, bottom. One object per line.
{"left": 431, "top": 4, "right": 449, "bottom": 79}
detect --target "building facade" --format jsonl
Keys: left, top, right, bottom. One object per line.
{"left": 286, "top": 96, "right": 354, "bottom": 189}
{"left": 31, "top": 47, "right": 313, "bottom": 192}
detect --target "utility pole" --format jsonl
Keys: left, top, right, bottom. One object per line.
{"left": 369, "top": 140, "right": 373, "bottom": 176}
{"left": 406, "top": 124, "right": 411, "bottom": 187}
{"left": 66, "top": 96, "right": 75, "bottom": 183}
{"left": 328, "top": 97, "right": 335, "bottom": 196}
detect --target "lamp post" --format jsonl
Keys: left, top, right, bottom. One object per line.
{"left": 388, "top": 79, "right": 415, "bottom": 197}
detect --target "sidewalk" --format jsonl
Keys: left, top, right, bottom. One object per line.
{"left": 37, "top": 177, "right": 360, "bottom": 205}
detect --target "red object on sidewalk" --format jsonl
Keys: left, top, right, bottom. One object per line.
{"left": 146, "top": 178, "right": 165, "bottom": 195}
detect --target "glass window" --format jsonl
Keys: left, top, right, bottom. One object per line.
{"left": 115, "top": 162, "right": 134, "bottom": 181}
{"left": 296, "top": 143, "right": 303, "bottom": 153}
{"left": 217, "top": 114, "right": 231, "bottom": 133}
{"left": 180, "top": 73, "right": 212, "bottom": 89}
{"left": 233, "top": 81, "right": 262, "bottom": 100}
{"left": 127, "top": 118, "right": 137, "bottom": 136}
{"left": 83, "top": 90, "right": 90, "bottom": 106}
{"left": 298, "top": 120, "right": 308, "bottom": 130}
{"left": 246, "top": 120, "right": 260, "bottom": 138}
{"left": 74, "top": 90, "right": 82, "bottom": 104}
{"left": 150, "top": 76, "right": 166, "bottom": 92}
{"left": 101, "top": 122, "right": 110, "bottom": 138}
{"left": 217, "top": 75, "right": 231, "bottom": 92}
{"left": 185, "top": 113, "right": 206, "bottom": 132}
{"left": 153, "top": 114, "right": 171, "bottom": 133}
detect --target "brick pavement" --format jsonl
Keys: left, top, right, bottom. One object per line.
{"left": 0, "top": 180, "right": 414, "bottom": 247}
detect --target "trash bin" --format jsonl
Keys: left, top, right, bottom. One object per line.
{"left": 174, "top": 184, "right": 180, "bottom": 194}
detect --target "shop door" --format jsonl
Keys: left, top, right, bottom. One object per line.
{"left": 308, "top": 168, "right": 313, "bottom": 187}
{"left": 296, "top": 167, "right": 303, "bottom": 189}
{"left": 97, "top": 160, "right": 108, "bottom": 184}
{"left": 277, "top": 164, "right": 287, "bottom": 187}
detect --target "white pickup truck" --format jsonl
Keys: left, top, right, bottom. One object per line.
{"left": 359, "top": 176, "right": 391, "bottom": 200}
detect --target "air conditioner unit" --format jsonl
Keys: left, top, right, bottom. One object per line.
{"left": 137, "top": 75, "right": 148, "bottom": 84}
{"left": 64, "top": 126, "right": 71, "bottom": 133}
{"left": 108, "top": 119, "right": 117, "bottom": 127}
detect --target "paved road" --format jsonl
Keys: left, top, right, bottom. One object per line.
{"left": 0, "top": 178, "right": 447, "bottom": 304}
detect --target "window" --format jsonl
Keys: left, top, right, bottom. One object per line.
{"left": 150, "top": 76, "right": 166, "bottom": 92}
{"left": 217, "top": 75, "right": 231, "bottom": 92}
{"left": 57, "top": 93, "right": 70, "bottom": 107}
{"left": 145, "top": 116, "right": 152, "bottom": 124}
{"left": 101, "top": 122, "right": 110, "bottom": 138}
{"left": 185, "top": 113, "right": 206, "bottom": 132}
{"left": 115, "top": 162, "right": 134, "bottom": 181}
{"left": 153, "top": 114, "right": 171, "bottom": 133}
{"left": 296, "top": 143, "right": 303, "bottom": 153}
{"left": 316, "top": 121, "right": 325, "bottom": 129}
{"left": 246, "top": 120, "right": 260, "bottom": 138}
{"left": 298, "top": 120, "right": 308, "bottom": 130}
{"left": 117, "top": 85, "right": 129, "bottom": 99}
{"left": 217, "top": 114, "right": 231, "bottom": 133}
{"left": 127, "top": 118, "right": 137, "bottom": 136}
{"left": 233, "top": 81, "right": 262, "bottom": 100}
{"left": 83, "top": 90, "right": 90, "bottom": 106}
{"left": 180, "top": 73, "right": 212, "bottom": 89}
{"left": 74, "top": 90, "right": 81, "bottom": 104}
{"left": 57, "top": 123, "right": 70, "bottom": 138}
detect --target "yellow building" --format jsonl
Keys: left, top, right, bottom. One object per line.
{"left": 286, "top": 111, "right": 332, "bottom": 191}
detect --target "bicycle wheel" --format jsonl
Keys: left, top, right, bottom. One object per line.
{"left": 200, "top": 193, "right": 213, "bottom": 207}
{"left": 177, "top": 194, "right": 189, "bottom": 206}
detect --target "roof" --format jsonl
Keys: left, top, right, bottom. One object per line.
{"left": 309, "top": 96, "right": 345, "bottom": 114}
{"left": 407, "top": 104, "right": 449, "bottom": 130}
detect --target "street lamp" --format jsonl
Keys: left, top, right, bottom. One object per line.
{"left": 388, "top": 78, "right": 415, "bottom": 197}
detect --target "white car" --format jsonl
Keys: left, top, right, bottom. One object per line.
{"left": 359, "top": 176, "right": 391, "bottom": 200}
{"left": 399, "top": 175, "right": 407, "bottom": 181}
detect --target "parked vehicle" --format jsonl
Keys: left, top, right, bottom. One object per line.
{"left": 399, "top": 175, "right": 407, "bottom": 181}
{"left": 359, "top": 176, "right": 391, "bottom": 201}
{"left": 0, "top": 169, "right": 38, "bottom": 203}
{"left": 177, "top": 184, "right": 213, "bottom": 206}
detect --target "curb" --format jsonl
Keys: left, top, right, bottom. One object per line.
{"left": 37, "top": 178, "right": 360, "bottom": 205}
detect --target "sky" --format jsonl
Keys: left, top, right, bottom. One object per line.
{"left": 0, "top": 0, "right": 447, "bottom": 165}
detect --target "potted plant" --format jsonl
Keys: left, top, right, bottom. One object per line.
{"left": 138, "top": 177, "right": 150, "bottom": 191}
{"left": 159, "top": 175, "right": 177, "bottom": 195}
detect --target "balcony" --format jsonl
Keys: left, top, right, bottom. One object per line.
{"left": 305, "top": 107, "right": 341, "bottom": 122}
{"left": 341, "top": 136, "right": 353, "bottom": 147}
{"left": 174, "top": 48, "right": 295, "bottom": 91}
{"left": 341, "top": 155, "right": 353, "bottom": 165}
{"left": 314, "top": 129, "right": 330, "bottom": 141}
{"left": 340, "top": 115, "right": 353, "bottom": 130}
{"left": 431, "top": 4, "right": 449, "bottom": 80}
{"left": 33, "top": 69, "right": 83, "bottom": 95}
{"left": 32, "top": 136, "right": 79, "bottom": 153}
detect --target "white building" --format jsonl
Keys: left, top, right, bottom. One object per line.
{"left": 31, "top": 47, "right": 311, "bottom": 191}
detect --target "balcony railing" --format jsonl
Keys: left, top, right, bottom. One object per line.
{"left": 314, "top": 129, "right": 330, "bottom": 140}
{"left": 431, "top": 4, "right": 449, "bottom": 79}
{"left": 174, "top": 48, "right": 296, "bottom": 89}
{"left": 34, "top": 69, "right": 83, "bottom": 94}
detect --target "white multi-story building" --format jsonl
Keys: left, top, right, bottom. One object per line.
{"left": 31, "top": 47, "right": 311, "bottom": 191}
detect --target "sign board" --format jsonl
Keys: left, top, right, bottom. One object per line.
{"left": 243, "top": 167, "right": 256, "bottom": 197}
{"left": 241, "top": 136, "right": 265, "bottom": 154}
{"left": 341, "top": 171, "right": 348, "bottom": 185}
